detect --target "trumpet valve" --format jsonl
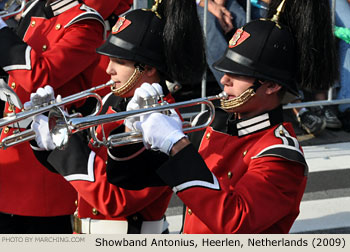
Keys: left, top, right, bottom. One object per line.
{"left": 142, "top": 96, "right": 159, "bottom": 108}
{"left": 151, "top": 95, "right": 159, "bottom": 107}
{"left": 142, "top": 97, "right": 151, "bottom": 108}
{"left": 159, "top": 95, "right": 165, "bottom": 105}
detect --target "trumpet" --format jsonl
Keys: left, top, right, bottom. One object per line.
{"left": 0, "top": 80, "right": 114, "bottom": 149}
{"left": 0, "top": 0, "right": 26, "bottom": 20}
{"left": 49, "top": 92, "right": 228, "bottom": 149}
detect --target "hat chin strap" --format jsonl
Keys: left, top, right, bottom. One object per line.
{"left": 111, "top": 64, "right": 145, "bottom": 96}
{"left": 220, "top": 79, "right": 262, "bottom": 111}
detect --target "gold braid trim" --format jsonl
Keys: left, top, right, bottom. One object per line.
{"left": 220, "top": 88, "right": 256, "bottom": 110}
{"left": 111, "top": 67, "right": 145, "bottom": 96}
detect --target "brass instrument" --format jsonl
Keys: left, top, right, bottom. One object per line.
{"left": 49, "top": 92, "right": 228, "bottom": 149}
{"left": 0, "top": 80, "right": 114, "bottom": 149}
{"left": 0, "top": 0, "right": 26, "bottom": 20}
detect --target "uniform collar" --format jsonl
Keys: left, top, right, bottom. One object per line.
{"left": 49, "top": 0, "right": 79, "bottom": 16}
{"left": 226, "top": 106, "right": 284, "bottom": 137}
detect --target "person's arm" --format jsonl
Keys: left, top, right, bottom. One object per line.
{"left": 0, "top": 19, "right": 104, "bottom": 93}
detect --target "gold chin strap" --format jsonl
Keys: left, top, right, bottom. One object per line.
{"left": 111, "top": 66, "right": 145, "bottom": 96}
{"left": 220, "top": 88, "right": 256, "bottom": 111}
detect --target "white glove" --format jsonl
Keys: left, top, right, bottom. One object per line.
{"left": 23, "top": 85, "right": 58, "bottom": 110}
{"left": 134, "top": 110, "right": 186, "bottom": 155}
{"left": 124, "top": 82, "right": 164, "bottom": 131}
{"left": 0, "top": 17, "right": 8, "bottom": 29}
{"left": 31, "top": 114, "right": 56, "bottom": 150}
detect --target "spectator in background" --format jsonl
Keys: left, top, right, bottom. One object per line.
{"left": 291, "top": 91, "right": 342, "bottom": 136}
{"left": 334, "top": 0, "right": 350, "bottom": 131}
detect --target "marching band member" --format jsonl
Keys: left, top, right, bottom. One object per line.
{"left": 132, "top": 0, "right": 338, "bottom": 233}
{"left": 29, "top": 0, "right": 206, "bottom": 234}
{"left": 0, "top": 0, "right": 132, "bottom": 234}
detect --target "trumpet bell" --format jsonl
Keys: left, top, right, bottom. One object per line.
{"left": 48, "top": 106, "right": 72, "bottom": 150}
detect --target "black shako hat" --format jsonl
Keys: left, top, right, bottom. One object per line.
{"left": 97, "top": 9, "right": 166, "bottom": 73}
{"left": 213, "top": 19, "right": 298, "bottom": 97}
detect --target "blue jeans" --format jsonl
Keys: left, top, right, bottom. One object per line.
{"left": 334, "top": 0, "right": 350, "bottom": 112}
{"left": 197, "top": 0, "right": 246, "bottom": 89}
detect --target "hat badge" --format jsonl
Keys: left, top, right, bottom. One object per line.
{"left": 229, "top": 28, "right": 250, "bottom": 48}
{"left": 112, "top": 17, "right": 131, "bottom": 34}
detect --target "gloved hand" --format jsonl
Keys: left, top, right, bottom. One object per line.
{"left": 0, "top": 17, "right": 8, "bottom": 29}
{"left": 26, "top": 85, "right": 61, "bottom": 150}
{"left": 134, "top": 110, "right": 186, "bottom": 155}
{"left": 31, "top": 114, "right": 56, "bottom": 150}
{"left": 124, "top": 82, "right": 164, "bottom": 131}
{"left": 23, "top": 85, "right": 59, "bottom": 110}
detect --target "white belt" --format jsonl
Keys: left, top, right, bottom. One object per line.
{"left": 80, "top": 217, "right": 168, "bottom": 234}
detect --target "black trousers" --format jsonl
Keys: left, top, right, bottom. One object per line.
{"left": 0, "top": 212, "right": 73, "bottom": 234}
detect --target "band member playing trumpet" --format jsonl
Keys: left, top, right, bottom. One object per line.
{"left": 131, "top": 0, "right": 338, "bottom": 233}
{"left": 29, "top": 0, "right": 206, "bottom": 234}
{"left": 0, "top": 0, "right": 133, "bottom": 234}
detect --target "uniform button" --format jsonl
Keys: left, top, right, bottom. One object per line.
{"left": 42, "top": 45, "right": 47, "bottom": 51}
{"left": 243, "top": 150, "right": 248, "bottom": 156}
{"left": 279, "top": 130, "right": 284, "bottom": 135}
{"left": 31, "top": 21, "right": 36, "bottom": 27}
{"left": 55, "top": 24, "right": 62, "bottom": 30}
{"left": 187, "top": 209, "right": 192, "bottom": 215}
{"left": 206, "top": 132, "right": 211, "bottom": 139}
{"left": 105, "top": 161, "right": 108, "bottom": 165}
{"left": 3, "top": 127, "right": 10, "bottom": 134}
{"left": 92, "top": 208, "right": 98, "bottom": 215}
{"left": 75, "top": 200, "right": 78, "bottom": 207}
{"left": 228, "top": 171, "right": 232, "bottom": 179}
{"left": 132, "top": 215, "right": 138, "bottom": 221}
{"left": 11, "top": 82, "right": 16, "bottom": 89}
{"left": 8, "top": 105, "right": 14, "bottom": 112}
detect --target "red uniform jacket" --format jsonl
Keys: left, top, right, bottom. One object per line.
{"left": 156, "top": 107, "right": 308, "bottom": 233}
{"left": 0, "top": 0, "right": 130, "bottom": 216}
{"left": 33, "top": 91, "right": 175, "bottom": 225}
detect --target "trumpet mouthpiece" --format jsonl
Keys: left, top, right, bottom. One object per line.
{"left": 218, "top": 91, "right": 228, "bottom": 100}
{"left": 107, "top": 79, "right": 115, "bottom": 85}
